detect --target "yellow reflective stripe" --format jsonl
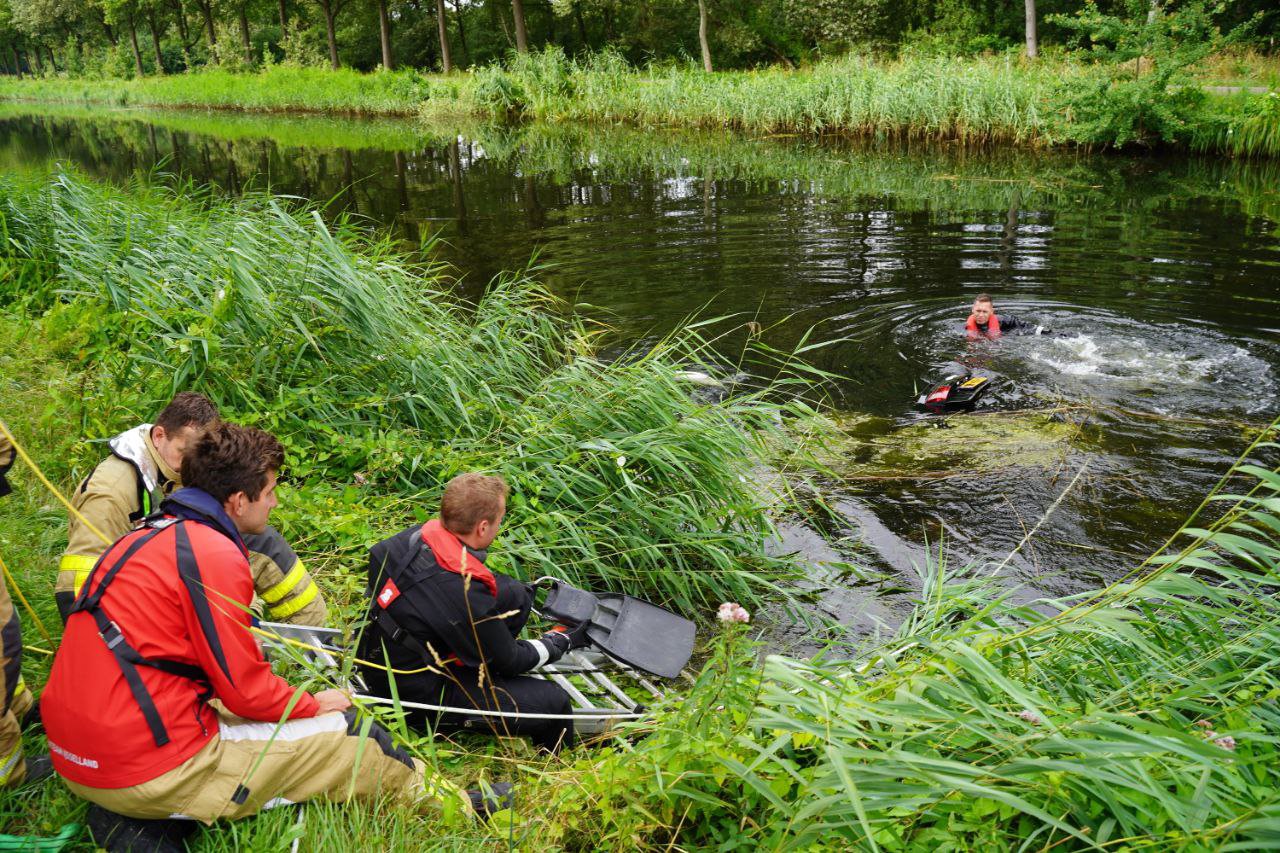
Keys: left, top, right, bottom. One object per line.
{"left": 261, "top": 560, "right": 308, "bottom": 605}
{"left": 13, "top": 677, "right": 28, "bottom": 700}
{"left": 60, "top": 554, "right": 98, "bottom": 596}
{"left": 0, "top": 742, "right": 21, "bottom": 785}
{"left": 267, "top": 581, "right": 318, "bottom": 620}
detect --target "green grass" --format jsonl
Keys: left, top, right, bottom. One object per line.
{"left": 0, "top": 50, "right": 1277, "bottom": 156}
{"left": 529, "top": 424, "right": 1280, "bottom": 849}
{"left": 0, "top": 65, "right": 461, "bottom": 116}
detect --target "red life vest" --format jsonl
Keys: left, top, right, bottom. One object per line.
{"left": 966, "top": 313, "right": 1002, "bottom": 339}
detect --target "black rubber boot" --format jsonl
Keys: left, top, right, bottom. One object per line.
{"left": 467, "top": 781, "right": 514, "bottom": 819}
{"left": 85, "top": 804, "right": 198, "bottom": 852}
{"left": 21, "top": 754, "right": 53, "bottom": 785}
{"left": 20, "top": 697, "right": 41, "bottom": 731}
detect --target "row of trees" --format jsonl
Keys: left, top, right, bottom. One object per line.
{"left": 0, "top": 0, "right": 1274, "bottom": 78}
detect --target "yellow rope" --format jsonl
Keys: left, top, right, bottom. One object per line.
{"left": 0, "top": 550, "right": 53, "bottom": 647}
{"left": 247, "top": 624, "right": 455, "bottom": 677}
{"left": 0, "top": 418, "right": 112, "bottom": 545}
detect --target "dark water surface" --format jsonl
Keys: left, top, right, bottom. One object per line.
{"left": 4, "top": 107, "right": 1278, "bottom": 639}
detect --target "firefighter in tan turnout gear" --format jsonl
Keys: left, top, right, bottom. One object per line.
{"left": 0, "top": 429, "right": 46, "bottom": 787}
{"left": 57, "top": 392, "right": 327, "bottom": 626}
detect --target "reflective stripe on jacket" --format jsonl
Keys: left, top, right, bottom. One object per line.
{"left": 243, "top": 526, "right": 328, "bottom": 625}
{"left": 60, "top": 426, "right": 178, "bottom": 600}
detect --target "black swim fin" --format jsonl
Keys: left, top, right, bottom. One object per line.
{"left": 540, "top": 581, "right": 695, "bottom": 679}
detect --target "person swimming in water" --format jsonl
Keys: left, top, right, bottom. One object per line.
{"left": 965, "top": 294, "right": 1046, "bottom": 339}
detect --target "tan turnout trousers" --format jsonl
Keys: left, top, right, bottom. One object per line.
{"left": 62, "top": 709, "right": 457, "bottom": 823}
{"left": 0, "top": 432, "right": 32, "bottom": 786}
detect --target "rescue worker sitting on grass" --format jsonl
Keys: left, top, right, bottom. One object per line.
{"left": 357, "top": 473, "right": 587, "bottom": 752}
{"left": 57, "top": 392, "right": 327, "bottom": 627}
{"left": 41, "top": 422, "right": 466, "bottom": 849}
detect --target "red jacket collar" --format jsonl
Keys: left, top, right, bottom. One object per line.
{"left": 421, "top": 519, "right": 498, "bottom": 596}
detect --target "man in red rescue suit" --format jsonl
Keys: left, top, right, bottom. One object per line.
{"left": 357, "top": 473, "right": 587, "bottom": 752}
{"left": 42, "top": 423, "right": 445, "bottom": 846}
{"left": 58, "top": 392, "right": 327, "bottom": 626}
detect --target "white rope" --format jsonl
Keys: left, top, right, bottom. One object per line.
{"left": 354, "top": 693, "right": 645, "bottom": 721}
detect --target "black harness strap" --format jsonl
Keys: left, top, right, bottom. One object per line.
{"left": 70, "top": 518, "right": 214, "bottom": 748}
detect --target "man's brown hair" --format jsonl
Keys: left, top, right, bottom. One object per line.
{"left": 181, "top": 423, "right": 284, "bottom": 504}
{"left": 974, "top": 293, "right": 994, "bottom": 305}
{"left": 155, "top": 392, "right": 220, "bottom": 434}
{"left": 441, "top": 473, "right": 509, "bottom": 534}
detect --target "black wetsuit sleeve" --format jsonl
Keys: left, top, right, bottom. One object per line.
{"left": 998, "top": 314, "right": 1025, "bottom": 332}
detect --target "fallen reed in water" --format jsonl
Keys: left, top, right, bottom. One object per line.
{"left": 0, "top": 169, "right": 834, "bottom": 614}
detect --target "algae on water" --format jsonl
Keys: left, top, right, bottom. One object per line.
{"left": 825, "top": 410, "right": 1088, "bottom": 480}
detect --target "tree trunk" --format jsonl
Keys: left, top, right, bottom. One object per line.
{"left": 321, "top": 0, "right": 339, "bottom": 69}
{"left": 378, "top": 0, "right": 394, "bottom": 69}
{"left": 512, "top": 0, "right": 529, "bottom": 52}
{"left": 434, "top": 0, "right": 451, "bottom": 72}
{"left": 200, "top": 0, "right": 217, "bottom": 47}
{"left": 103, "top": 20, "right": 119, "bottom": 45}
{"left": 128, "top": 13, "right": 146, "bottom": 76}
{"left": 1024, "top": 0, "right": 1037, "bottom": 60}
{"left": 573, "top": 1, "right": 587, "bottom": 47}
{"left": 697, "top": 0, "right": 712, "bottom": 72}
{"left": 278, "top": 0, "right": 288, "bottom": 36}
{"left": 148, "top": 12, "right": 165, "bottom": 71}
{"left": 171, "top": 0, "right": 190, "bottom": 46}
{"left": 453, "top": 0, "right": 468, "bottom": 66}
{"left": 29, "top": 46, "right": 42, "bottom": 74}
{"left": 238, "top": 3, "right": 253, "bottom": 64}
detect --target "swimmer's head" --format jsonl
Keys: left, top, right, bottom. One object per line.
{"left": 971, "top": 294, "right": 995, "bottom": 324}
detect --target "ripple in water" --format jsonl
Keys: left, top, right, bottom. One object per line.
{"left": 1018, "top": 319, "right": 1276, "bottom": 416}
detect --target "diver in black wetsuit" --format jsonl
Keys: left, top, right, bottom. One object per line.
{"left": 965, "top": 294, "right": 1046, "bottom": 339}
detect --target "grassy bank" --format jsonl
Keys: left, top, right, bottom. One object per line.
{"left": 2, "top": 171, "right": 1280, "bottom": 849}
{"left": 0, "top": 51, "right": 1277, "bottom": 156}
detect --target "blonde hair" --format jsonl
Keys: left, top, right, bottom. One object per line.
{"left": 440, "top": 473, "right": 509, "bottom": 534}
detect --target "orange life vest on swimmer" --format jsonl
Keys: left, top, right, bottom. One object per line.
{"left": 966, "top": 313, "right": 1001, "bottom": 339}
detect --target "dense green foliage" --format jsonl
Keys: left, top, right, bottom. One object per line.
{"left": 0, "top": 0, "right": 1275, "bottom": 77}
{"left": 1, "top": 48, "right": 1277, "bottom": 155}
{"left": 536, "top": 428, "right": 1280, "bottom": 849}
